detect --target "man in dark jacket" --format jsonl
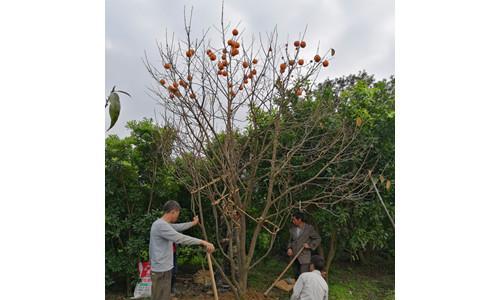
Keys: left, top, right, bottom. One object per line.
{"left": 287, "top": 211, "right": 322, "bottom": 279}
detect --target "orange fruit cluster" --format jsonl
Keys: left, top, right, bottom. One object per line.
{"left": 279, "top": 63, "right": 286, "bottom": 73}
{"left": 227, "top": 37, "right": 240, "bottom": 57}
{"left": 186, "top": 49, "right": 195, "bottom": 58}
{"left": 178, "top": 79, "right": 187, "bottom": 88}
{"left": 167, "top": 85, "right": 179, "bottom": 94}
{"left": 206, "top": 49, "right": 217, "bottom": 61}
{"left": 293, "top": 41, "right": 306, "bottom": 48}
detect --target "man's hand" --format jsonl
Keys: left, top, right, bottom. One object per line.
{"left": 321, "top": 271, "right": 327, "bottom": 279}
{"left": 304, "top": 243, "right": 311, "bottom": 249}
{"left": 202, "top": 241, "right": 215, "bottom": 253}
{"left": 287, "top": 248, "right": 293, "bottom": 257}
{"left": 192, "top": 215, "right": 199, "bottom": 226}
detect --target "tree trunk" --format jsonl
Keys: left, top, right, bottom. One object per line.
{"left": 125, "top": 275, "right": 131, "bottom": 297}
{"left": 147, "top": 160, "right": 157, "bottom": 213}
{"left": 239, "top": 265, "right": 248, "bottom": 296}
{"left": 318, "top": 244, "right": 325, "bottom": 258}
{"left": 358, "top": 250, "right": 367, "bottom": 265}
{"left": 324, "top": 230, "right": 337, "bottom": 277}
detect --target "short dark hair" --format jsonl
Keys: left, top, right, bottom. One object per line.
{"left": 310, "top": 255, "right": 325, "bottom": 271}
{"left": 292, "top": 211, "right": 305, "bottom": 222}
{"left": 163, "top": 200, "right": 181, "bottom": 213}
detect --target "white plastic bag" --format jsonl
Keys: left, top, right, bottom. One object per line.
{"left": 132, "top": 261, "right": 151, "bottom": 299}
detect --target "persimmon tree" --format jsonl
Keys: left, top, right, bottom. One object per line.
{"left": 145, "top": 8, "right": 372, "bottom": 298}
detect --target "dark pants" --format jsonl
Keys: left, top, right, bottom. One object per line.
{"left": 293, "top": 259, "right": 310, "bottom": 279}
{"left": 151, "top": 270, "right": 172, "bottom": 300}
{"left": 171, "top": 251, "right": 177, "bottom": 293}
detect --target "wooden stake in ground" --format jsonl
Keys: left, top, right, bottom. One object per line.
{"left": 264, "top": 246, "right": 305, "bottom": 296}
{"left": 206, "top": 253, "right": 219, "bottom": 300}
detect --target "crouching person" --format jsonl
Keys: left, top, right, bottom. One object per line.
{"left": 290, "top": 255, "right": 328, "bottom": 300}
{"left": 149, "top": 200, "right": 215, "bottom": 300}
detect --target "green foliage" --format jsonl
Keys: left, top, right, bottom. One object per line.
{"left": 105, "top": 119, "right": 179, "bottom": 293}
{"left": 105, "top": 73, "right": 395, "bottom": 294}
{"left": 242, "top": 72, "right": 395, "bottom": 263}
{"left": 313, "top": 72, "right": 395, "bottom": 262}
{"left": 176, "top": 246, "right": 206, "bottom": 267}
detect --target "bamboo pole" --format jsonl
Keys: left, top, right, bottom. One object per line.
{"left": 190, "top": 175, "right": 227, "bottom": 194}
{"left": 370, "top": 176, "right": 395, "bottom": 229}
{"left": 206, "top": 253, "right": 219, "bottom": 300}
{"left": 264, "top": 246, "right": 305, "bottom": 296}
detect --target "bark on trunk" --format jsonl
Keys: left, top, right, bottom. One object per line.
{"left": 324, "top": 230, "right": 337, "bottom": 277}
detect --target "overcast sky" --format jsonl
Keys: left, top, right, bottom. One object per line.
{"left": 106, "top": 0, "right": 394, "bottom": 137}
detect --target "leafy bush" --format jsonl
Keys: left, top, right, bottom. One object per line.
{"left": 105, "top": 119, "right": 179, "bottom": 294}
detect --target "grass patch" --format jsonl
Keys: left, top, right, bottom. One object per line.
{"left": 106, "top": 258, "right": 394, "bottom": 300}
{"left": 249, "top": 258, "right": 394, "bottom": 300}
{"left": 328, "top": 262, "right": 394, "bottom": 300}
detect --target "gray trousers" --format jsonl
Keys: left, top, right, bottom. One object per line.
{"left": 151, "top": 270, "right": 172, "bottom": 300}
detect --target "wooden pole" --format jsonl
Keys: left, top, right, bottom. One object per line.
{"left": 370, "top": 176, "right": 395, "bottom": 229}
{"left": 264, "top": 246, "right": 305, "bottom": 296}
{"left": 206, "top": 253, "right": 219, "bottom": 300}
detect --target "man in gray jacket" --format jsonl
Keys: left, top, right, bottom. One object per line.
{"left": 149, "top": 200, "right": 215, "bottom": 300}
{"left": 287, "top": 211, "right": 322, "bottom": 278}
